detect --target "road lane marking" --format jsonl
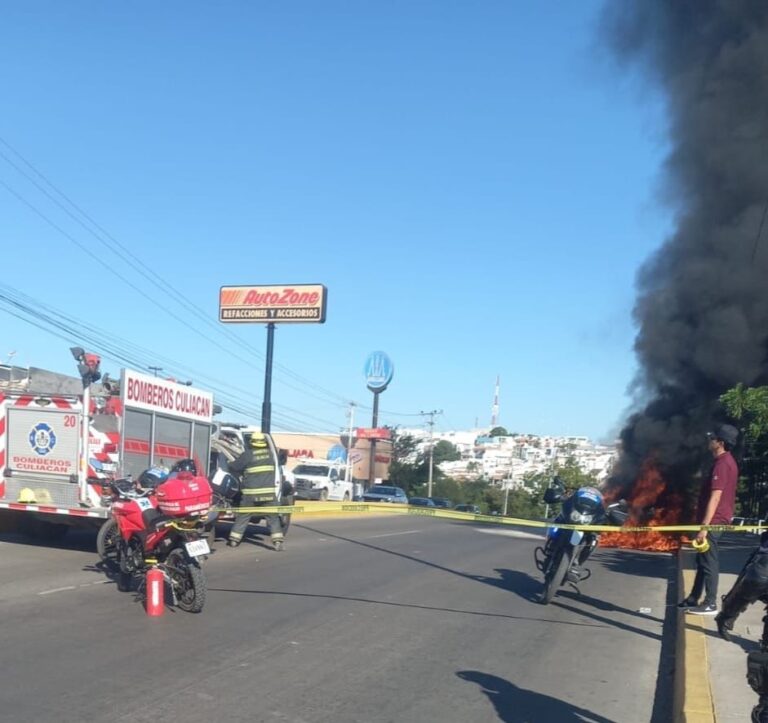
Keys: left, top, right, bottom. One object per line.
{"left": 39, "top": 580, "right": 108, "bottom": 596}
{"left": 474, "top": 528, "right": 544, "bottom": 540}
{"left": 38, "top": 586, "right": 77, "bottom": 595}
{"left": 366, "top": 530, "right": 423, "bottom": 539}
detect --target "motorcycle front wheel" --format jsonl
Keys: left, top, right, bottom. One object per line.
{"left": 542, "top": 547, "right": 571, "bottom": 605}
{"left": 96, "top": 518, "right": 120, "bottom": 572}
{"left": 165, "top": 547, "right": 207, "bottom": 613}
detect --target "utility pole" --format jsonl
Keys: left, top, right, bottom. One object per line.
{"left": 148, "top": 366, "right": 163, "bottom": 377}
{"left": 503, "top": 457, "right": 514, "bottom": 516}
{"left": 420, "top": 409, "right": 442, "bottom": 498}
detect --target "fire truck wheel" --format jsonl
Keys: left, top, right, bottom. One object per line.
{"left": 96, "top": 518, "right": 120, "bottom": 572}
{"left": 320, "top": 488, "right": 329, "bottom": 502}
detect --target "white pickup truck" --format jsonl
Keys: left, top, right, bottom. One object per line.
{"left": 291, "top": 458, "right": 353, "bottom": 501}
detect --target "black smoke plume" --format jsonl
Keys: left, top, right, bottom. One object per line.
{"left": 604, "top": 1, "right": 768, "bottom": 488}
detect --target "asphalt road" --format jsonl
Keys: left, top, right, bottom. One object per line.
{"left": 0, "top": 515, "right": 675, "bottom": 723}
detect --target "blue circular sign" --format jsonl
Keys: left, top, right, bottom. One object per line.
{"left": 364, "top": 351, "right": 394, "bottom": 392}
{"left": 327, "top": 444, "right": 347, "bottom": 462}
{"left": 29, "top": 422, "right": 57, "bottom": 456}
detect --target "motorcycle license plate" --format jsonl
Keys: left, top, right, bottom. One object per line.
{"left": 185, "top": 539, "right": 210, "bottom": 557}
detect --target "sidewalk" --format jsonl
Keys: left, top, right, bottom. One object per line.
{"left": 676, "top": 537, "right": 764, "bottom": 721}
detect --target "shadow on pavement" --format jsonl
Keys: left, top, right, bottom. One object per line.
{"left": 0, "top": 526, "right": 99, "bottom": 553}
{"left": 551, "top": 598, "right": 662, "bottom": 642}
{"left": 207, "top": 586, "right": 607, "bottom": 628}
{"left": 703, "top": 625, "right": 761, "bottom": 653}
{"left": 466, "top": 568, "right": 542, "bottom": 602}
{"left": 456, "top": 670, "right": 615, "bottom": 723}
{"left": 292, "top": 523, "right": 670, "bottom": 646}
{"left": 557, "top": 588, "right": 664, "bottom": 624}
{"left": 295, "top": 522, "right": 548, "bottom": 599}
{"left": 592, "top": 548, "right": 674, "bottom": 580}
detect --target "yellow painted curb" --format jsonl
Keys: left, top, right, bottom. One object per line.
{"left": 675, "top": 561, "right": 716, "bottom": 722}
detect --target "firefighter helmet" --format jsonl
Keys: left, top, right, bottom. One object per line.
{"left": 17, "top": 487, "right": 37, "bottom": 504}
{"left": 138, "top": 467, "right": 169, "bottom": 488}
{"left": 170, "top": 458, "right": 197, "bottom": 476}
{"left": 249, "top": 432, "right": 267, "bottom": 448}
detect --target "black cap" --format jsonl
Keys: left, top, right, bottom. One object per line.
{"left": 707, "top": 424, "right": 739, "bottom": 446}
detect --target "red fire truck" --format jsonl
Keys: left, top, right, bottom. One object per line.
{"left": 0, "top": 349, "right": 216, "bottom": 539}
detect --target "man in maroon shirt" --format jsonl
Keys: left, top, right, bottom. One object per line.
{"left": 678, "top": 423, "right": 740, "bottom": 615}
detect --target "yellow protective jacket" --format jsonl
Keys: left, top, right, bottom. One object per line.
{"left": 229, "top": 444, "right": 278, "bottom": 501}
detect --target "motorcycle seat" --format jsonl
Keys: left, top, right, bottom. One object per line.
{"left": 150, "top": 513, "right": 175, "bottom": 531}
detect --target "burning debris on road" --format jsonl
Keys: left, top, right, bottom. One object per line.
{"left": 600, "top": 0, "right": 768, "bottom": 533}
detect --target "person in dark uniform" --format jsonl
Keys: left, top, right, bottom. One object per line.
{"left": 227, "top": 432, "right": 285, "bottom": 551}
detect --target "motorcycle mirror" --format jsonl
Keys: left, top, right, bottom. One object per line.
{"left": 543, "top": 487, "right": 563, "bottom": 504}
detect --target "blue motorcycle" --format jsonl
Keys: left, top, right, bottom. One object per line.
{"left": 534, "top": 479, "right": 627, "bottom": 604}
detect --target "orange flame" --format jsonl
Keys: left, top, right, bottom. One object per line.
{"left": 600, "top": 461, "right": 683, "bottom": 552}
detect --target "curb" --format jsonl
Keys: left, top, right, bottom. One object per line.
{"left": 674, "top": 552, "right": 716, "bottom": 722}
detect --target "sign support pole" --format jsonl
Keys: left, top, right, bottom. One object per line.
{"left": 367, "top": 391, "right": 380, "bottom": 491}
{"left": 262, "top": 322, "right": 275, "bottom": 433}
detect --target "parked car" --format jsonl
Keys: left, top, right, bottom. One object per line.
{"left": 362, "top": 485, "right": 409, "bottom": 504}
{"left": 409, "top": 497, "right": 436, "bottom": 507}
{"left": 429, "top": 498, "right": 453, "bottom": 509}
{"left": 454, "top": 504, "right": 481, "bottom": 514}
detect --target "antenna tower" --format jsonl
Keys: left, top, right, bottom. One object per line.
{"left": 490, "top": 375, "right": 500, "bottom": 428}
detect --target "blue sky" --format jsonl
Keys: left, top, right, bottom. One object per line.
{"left": 0, "top": 2, "right": 671, "bottom": 441}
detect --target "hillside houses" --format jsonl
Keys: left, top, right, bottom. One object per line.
{"left": 398, "top": 428, "right": 617, "bottom": 487}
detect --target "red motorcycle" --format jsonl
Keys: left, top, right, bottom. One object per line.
{"left": 100, "top": 466, "right": 213, "bottom": 613}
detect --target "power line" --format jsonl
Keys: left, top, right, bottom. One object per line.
{"left": 0, "top": 139, "right": 448, "bottom": 427}
{"left": 0, "top": 136, "right": 354, "bottom": 408}
{"left": 0, "top": 186, "right": 348, "bottom": 413}
{"left": 0, "top": 284, "right": 342, "bottom": 432}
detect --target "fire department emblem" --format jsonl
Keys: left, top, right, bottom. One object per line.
{"left": 29, "top": 422, "right": 57, "bottom": 456}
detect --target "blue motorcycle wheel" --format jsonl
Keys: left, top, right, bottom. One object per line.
{"left": 542, "top": 548, "right": 571, "bottom": 605}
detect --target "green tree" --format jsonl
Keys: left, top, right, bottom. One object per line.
{"left": 552, "top": 456, "right": 599, "bottom": 491}
{"left": 429, "top": 477, "right": 463, "bottom": 504}
{"left": 387, "top": 430, "right": 427, "bottom": 495}
{"left": 719, "top": 384, "right": 768, "bottom": 517}
{"left": 432, "top": 440, "right": 460, "bottom": 463}
{"left": 720, "top": 384, "right": 768, "bottom": 443}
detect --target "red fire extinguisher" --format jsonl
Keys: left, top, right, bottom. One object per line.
{"left": 146, "top": 567, "right": 164, "bottom": 617}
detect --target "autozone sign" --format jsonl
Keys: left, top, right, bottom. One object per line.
{"left": 121, "top": 369, "right": 213, "bottom": 422}
{"left": 219, "top": 284, "right": 328, "bottom": 324}
{"left": 355, "top": 428, "right": 391, "bottom": 440}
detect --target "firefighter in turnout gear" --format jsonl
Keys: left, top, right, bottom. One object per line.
{"left": 227, "top": 432, "right": 285, "bottom": 550}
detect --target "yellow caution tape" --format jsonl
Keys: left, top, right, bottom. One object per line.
{"left": 213, "top": 501, "right": 767, "bottom": 535}
{"left": 691, "top": 538, "right": 711, "bottom": 552}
